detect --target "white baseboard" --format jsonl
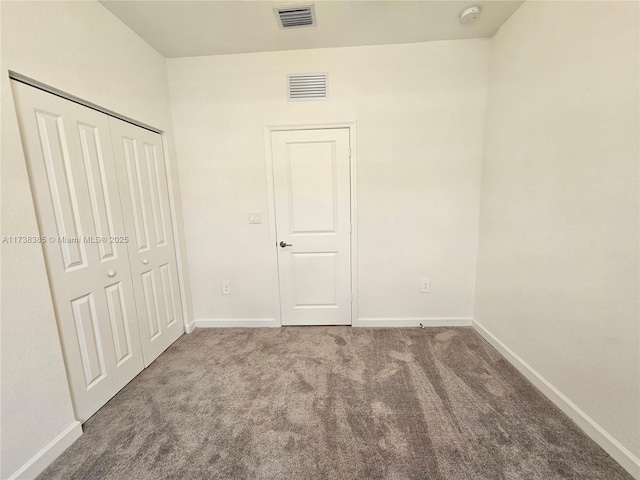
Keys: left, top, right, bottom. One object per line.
{"left": 195, "top": 318, "right": 278, "bottom": 328}
{"left": 355, "top": 317, "right": 472, "bottom": 328}
{"left": 183, "top": 320, "right": 196, "bottom": 334}
{"left": 8, "top": 421, "right": 82, "bottom": 480}
{"left": 472, "top": 318, "right": 640, "bottom": 479}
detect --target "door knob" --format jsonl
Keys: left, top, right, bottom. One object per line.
{"left": 279, "top": 241, "right": 293, "bottom": 248}
{"left": 142, "top": 258, "right": 149, "bottom": 265}
{"left": 107, "top": 270, "right": 117, "bottom": 278}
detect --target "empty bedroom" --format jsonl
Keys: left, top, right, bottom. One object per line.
{"left": 1, "top": 0, "right": 638, "bottom": 479}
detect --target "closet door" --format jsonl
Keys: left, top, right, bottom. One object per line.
{"left": 12, "top": 81, "right": 144, "bottom": 422}
{"left": 109, "top": 118, "right": 183, "bottom": 366}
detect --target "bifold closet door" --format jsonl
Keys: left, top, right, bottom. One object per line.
{"left": 109, "top": 118, "right": 183, "bottom": 366}
{"left": 12, "top": 81, "right": 144, "bottom": 422}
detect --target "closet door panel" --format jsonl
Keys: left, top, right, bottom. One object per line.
{"left": 110, "top": 118, "right": 184, "bottom": 366}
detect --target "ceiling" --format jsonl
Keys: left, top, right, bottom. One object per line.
{"left": 100, "top": 1, "right": 524, "bottom": 58}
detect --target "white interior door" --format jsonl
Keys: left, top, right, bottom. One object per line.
{"left": 12, "top": 81, "right": 144, "bottom": 422}
{"left": 271, "top": 128, "right": 352, "bottom": 326}
{"left": 110, "top": 118, "right": 184, "bottom": 365}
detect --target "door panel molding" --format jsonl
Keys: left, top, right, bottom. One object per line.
{"left": 264, "top": 122, "right": 358, "bottom": 327}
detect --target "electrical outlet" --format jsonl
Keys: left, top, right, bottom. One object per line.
{"left": 421, "top": 278, "right": 431, "bottom": 293}
{"left": 222, "top": 280, "right": 231, "bottom": 295}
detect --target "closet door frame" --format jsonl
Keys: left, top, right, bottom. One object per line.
{"left": 10, "top": 72, "right": 192, "bottom": 337}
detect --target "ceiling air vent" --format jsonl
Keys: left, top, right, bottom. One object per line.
{"left": 275, "top": 4, "right": 316, "bottom": 29}
{"left": 287, "top": 73, "right": 327, "bottom": 101}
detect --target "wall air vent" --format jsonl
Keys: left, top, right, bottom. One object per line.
{"left": 287, "top": 73, "right": 328, "bottom": 101}
{"left": 275, "top": 4, "right": 316, "bottom": 29}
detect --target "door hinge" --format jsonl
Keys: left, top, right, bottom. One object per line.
{"left": 349, "top": 147, "right": 352, "bottom": 158}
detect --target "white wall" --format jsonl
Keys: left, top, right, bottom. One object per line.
{"left": 167, "top": 39, "right": 490, "bottom": 325}
{"left": 0, "top": 2, "right": 191, "bottom": 477}
{"left": 474, "top": 0, "right": 639, "bottom": 475}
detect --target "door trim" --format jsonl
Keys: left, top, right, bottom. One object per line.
{"left": 264, "top": 122, "right": 358, "bottom": 327}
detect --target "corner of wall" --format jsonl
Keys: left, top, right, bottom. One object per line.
{"left": 471, "top": 318, "right": 640, "bottom": 479}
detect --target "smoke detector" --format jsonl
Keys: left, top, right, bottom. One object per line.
{"left": 460, "top": 6, "right": 481, "bottom": 24}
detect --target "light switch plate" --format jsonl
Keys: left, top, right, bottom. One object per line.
{"left": 248, "top": 212, "right": 262, "bottom": 224}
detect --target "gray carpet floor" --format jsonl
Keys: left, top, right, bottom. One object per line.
{"left": 38, "top": 327, "right": 631, "bottom": 480}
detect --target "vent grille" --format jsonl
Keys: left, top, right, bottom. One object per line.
{"left": 288, "top": 73, "right": 327, "bottom": 101}
{"left": 275, "top": 4, "right": 316, "bottom": 29}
